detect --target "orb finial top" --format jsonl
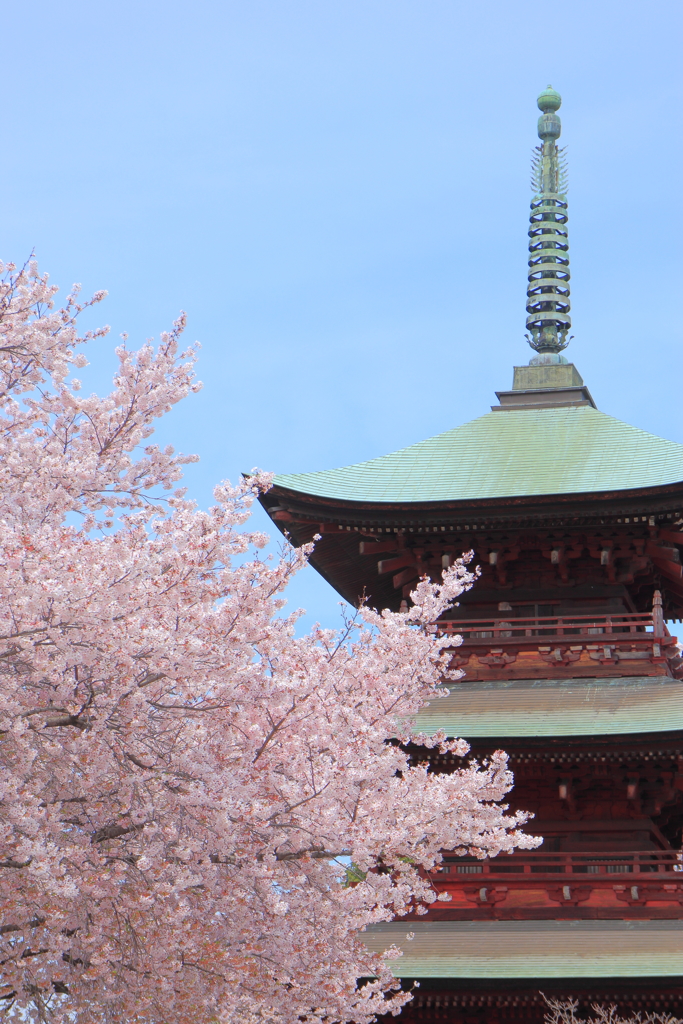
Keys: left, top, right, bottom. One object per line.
{"left": 537, "top": 85, "right": 562, "bottom": 113}
{"left": 526, "top": 86, "right": 571, "bottom": 360}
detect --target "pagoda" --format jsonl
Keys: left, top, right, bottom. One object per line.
{"left": 260, "top": 89, "right": 683, "bottom": 1020}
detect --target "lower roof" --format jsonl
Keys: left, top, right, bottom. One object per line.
{"left": 273, "top": 406, "right": 683, "bottom": 504}
{"left": 362, "top": 920, "right": 683, "bottom": 978}
{"left": 413, "top": 675, "right": 683, "bottom": 738}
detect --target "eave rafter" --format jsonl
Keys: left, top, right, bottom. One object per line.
{"left": 260, "top": 484, "right": 683, "bottom": 616}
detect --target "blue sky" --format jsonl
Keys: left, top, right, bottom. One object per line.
{"left": 5, "top": 1, "right": 682, "bottom": 629}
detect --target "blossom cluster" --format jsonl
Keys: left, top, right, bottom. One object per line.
{"left": 0, "top": 262, "right": 537, "bottom": 1023}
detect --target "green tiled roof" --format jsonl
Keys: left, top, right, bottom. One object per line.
{"left": 361, "top": 920, "right": 683, "bottom": 978}
{"left": 413, "top": 676, "right": 683, "bottom": 738}
{"left": 274, "top": 407, "right": 683, "bottom": 502}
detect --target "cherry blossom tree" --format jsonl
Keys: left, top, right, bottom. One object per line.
{"left": 544, "top": 998, "right": 681, "bottom": 1024}
{"left": 0, "top": 260, "right": 538, "bottom": 1023}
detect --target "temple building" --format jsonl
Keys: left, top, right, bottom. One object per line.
{"left": 261, "top": 89, "right": 683, "bottom": 1020}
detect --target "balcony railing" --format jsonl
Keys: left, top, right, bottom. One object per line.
{"left": 433, "top": 849, "right": 682, "bottom": 882}
{"left": 438, "top": 611, "right": 670, "bottom": 643}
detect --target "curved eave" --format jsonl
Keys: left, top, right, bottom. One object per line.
{"left": 260, "top": 480, "right": 683, "bottom": 612}
{"left": 263, "top": 477, "right": 683, "bottom": 527}
{"left": 413, "top": 676, "right": 683, "bottom": 739}
{"left": 361, "top": 920, "right": 683, "bottom": 979}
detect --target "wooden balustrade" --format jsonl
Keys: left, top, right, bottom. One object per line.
{"left": 436, "top": 609, "right": 681, "bottom": 679}
{"left": 438, "top": 611, "right": 669, "bottom": 643}
{"left": 432, "top": 849, "right": 682, "bottom": 882}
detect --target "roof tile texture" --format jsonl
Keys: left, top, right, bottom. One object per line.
{"left": 275, "top": 407, "right": 683, "bottom": 503}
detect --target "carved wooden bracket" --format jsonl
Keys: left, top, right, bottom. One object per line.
{"left": 463, "top": 885, "right": 508, "bottom": 905}
{"left": 538, "top": 647, "right": 582, "bottom": 667}
{"left": 476, "top": 652, "right": 517, "bottom": 668}
{"left": 547, "top": 885, "right": 592, "bottom": 906}
{"left": 613, "top": 884, "right": 683, "bottom": 905}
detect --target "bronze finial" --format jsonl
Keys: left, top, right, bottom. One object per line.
{"left": 525, "top": 88, "right": 572, "bottom": 362}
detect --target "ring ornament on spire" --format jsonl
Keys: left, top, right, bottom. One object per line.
{"left": 525, "top": 87, "right": 573, "bottom": 361}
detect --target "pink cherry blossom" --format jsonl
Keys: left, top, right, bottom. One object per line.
{"left": 0, "top": 260, "right": 538, "bottom": 1023}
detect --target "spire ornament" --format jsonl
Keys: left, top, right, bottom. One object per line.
{"left": 525, "top": 86, "right": 572, "bottom": 363}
